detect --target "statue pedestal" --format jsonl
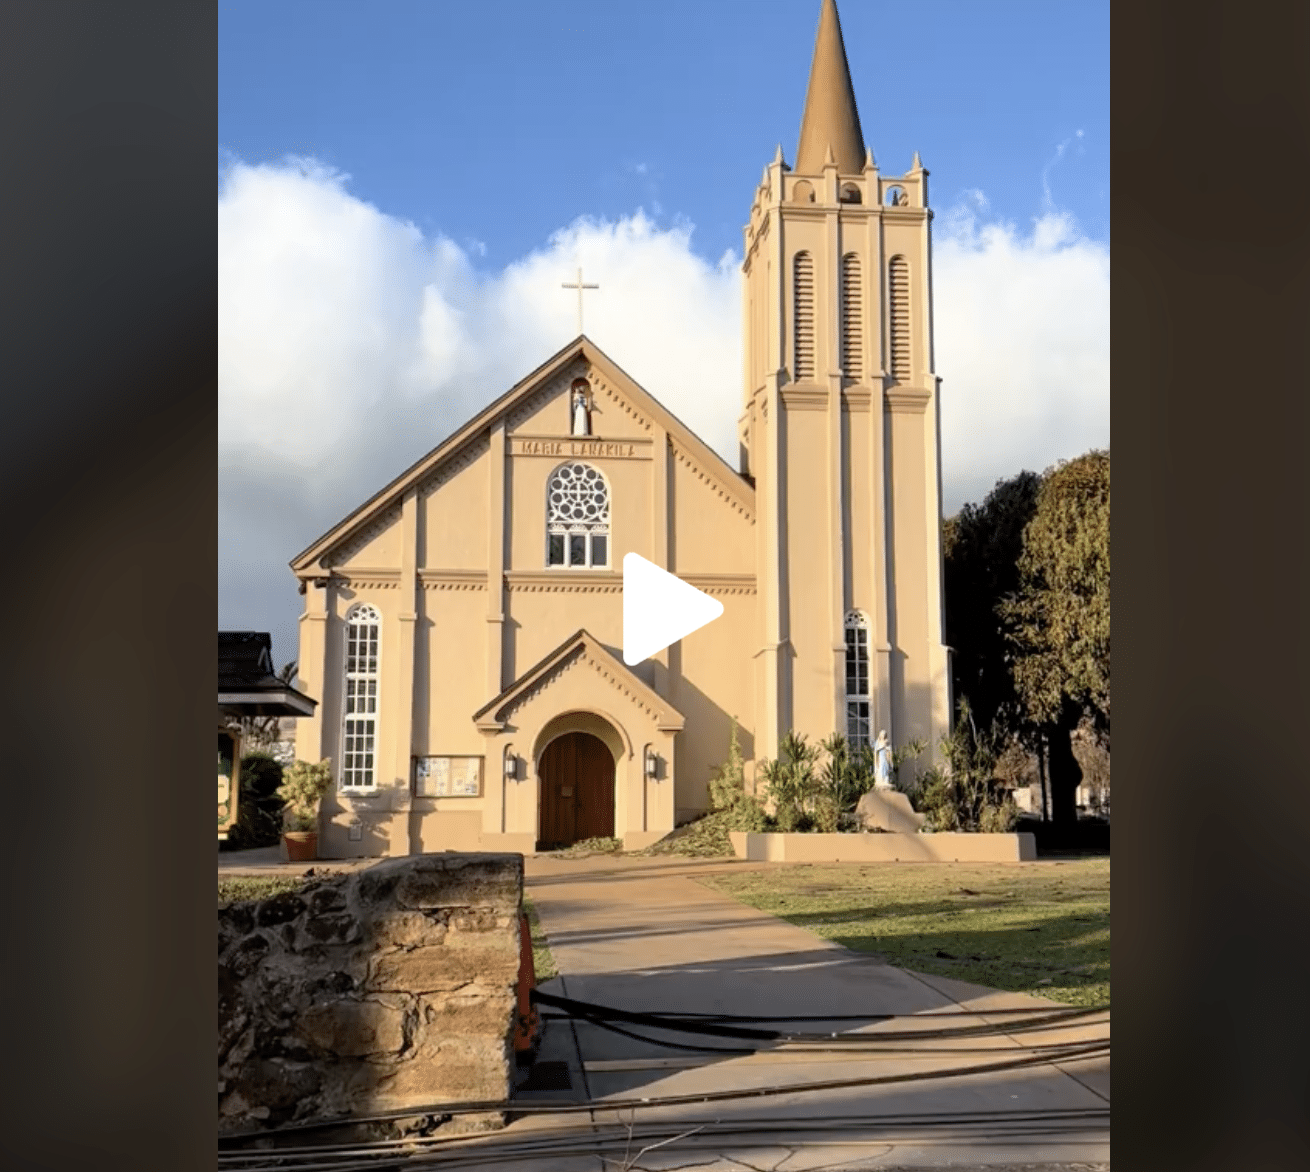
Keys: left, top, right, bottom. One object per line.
{"left": 854, "top": 788, "right": 926, "bottom": 834}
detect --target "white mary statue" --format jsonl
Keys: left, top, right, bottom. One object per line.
{"left": 874, "top": 730, "right": 893, "bottom": 789}
{"left": 571, "top": 387, "right": 590, "bottom": 436}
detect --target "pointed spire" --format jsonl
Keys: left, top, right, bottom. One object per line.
{"left": 864, "top": 147, "right": 876, "bottom": 171}
{"left": 912, "top": 150, "right": 922, "bottom": 170}
{"left": 774, "top": 143, "right": 785, "bottom": 165}
{"left": 824, "top": 143, "right": 835, "bottom": 167}
{"left": 795, "top": 0, "right": 866, "bottom": 175}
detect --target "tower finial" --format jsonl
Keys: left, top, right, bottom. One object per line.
{"left": 795, "top": 0, "right": 866, "bottom": 175}
{"left": 912, "top": 150, "right": 922, "bottom": 171}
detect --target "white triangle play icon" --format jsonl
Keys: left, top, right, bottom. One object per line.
{"left": 622, "top": 552, "right": 724, "bottom": 666}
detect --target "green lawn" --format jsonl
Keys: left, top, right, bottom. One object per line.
{"left": 218, "top": 875, "right": 311, "bottom": 907}
{"left": 698, "top": 859, "right": 1109, "bottom": 1007}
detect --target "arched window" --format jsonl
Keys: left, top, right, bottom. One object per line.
{"left": 841, "top": 253, "right": 863, "bottom": 380}
{"left": 839, "top": 183, "right": 862, "bottom": 204}
{"left": 546, "top": 462, "right": 610, "bottom": 569}
{"left": 888, "top": 256, "right": 910, "bottom": 384}
{"left": 793, "top": 251, "right": 814, "bottom": 381}
{"left": 341, "top": 604, "right": 380, "bottom": 790}
{"left": 844, "top": 611, "right": 872, "bottom": 750}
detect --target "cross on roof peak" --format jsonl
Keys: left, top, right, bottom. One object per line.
{"left": 561, "top": 267, "right": 599, "bottom": 335}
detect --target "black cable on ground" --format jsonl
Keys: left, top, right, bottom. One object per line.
{"left": 532, "top": 988, "right": 1108, "bottom": 1043}
{"left": 219, "top": 1107, "right": 1111, "bottom": 1172}
{"left": 563, "top": 1004, "right": 1107, "bottom": 1058}
{"left": 581, "top": 1002, "right": 1110, "bottom": 1022}
{"left": 218, "top": 1036, "right": 1109, "bottom": 1149}
{"left": 537, "top": 1005, "right": 1110, "bottom": 1052}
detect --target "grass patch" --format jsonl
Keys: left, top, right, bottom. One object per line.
{"left": 521, "top": 895, "right": 558, "bottom": 981}
{"left": 218, "top": 875, "right": 312, "bottom": 907}
{"left": 698, "top": 859, "right": 1109, "bottom": 1007}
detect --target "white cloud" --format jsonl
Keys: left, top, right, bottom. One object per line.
{"left": 219, "top": 156, "right": 1108, "bottom": 659}
{"left": 933, "top": 202, "right": 1109, "bottom": 513}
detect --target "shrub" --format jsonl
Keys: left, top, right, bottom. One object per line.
{"left": 912, "top": 697, "right": 1016, "bottom": 832}
{"left": 225, "top": 753, "right": 284, "bottom": 849}
{"left": 708, "top": 717, "right": 771, "bottom": 832}
{"left": 276, "top": 759, "right": 334, "bottom": 832}
{"left": 816, "top": 733, "right": 873, "bottom": 832}
{"left": 759, "top": 731, "right": 825, "bottom": 832}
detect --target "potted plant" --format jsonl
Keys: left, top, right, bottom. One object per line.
{"left": 276, "top": 759, "right": 334, "bottom": 862}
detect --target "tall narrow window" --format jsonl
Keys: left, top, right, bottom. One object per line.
{"left": 546, "top": 462, "right": 610, "bottom": 569}
{"left": 888, "top": 255, "right": 910, "bottom": 383}
{"left": 793, "top": 251, "right": 814, "bottom": 381}
{"left": 844, "top": 611, "right": 872, "bottom": 750}
{"left": 341, "top": 604, "right": 380, "bottom": 790}
{"left": 841, "top": 252, "right": 863, "bottom": 380}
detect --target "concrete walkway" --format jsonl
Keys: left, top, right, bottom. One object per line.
{"left": 503, "top": 853, "right": 1109, "bottom": 1171}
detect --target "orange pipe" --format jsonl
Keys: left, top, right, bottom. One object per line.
{"left": 514, "top": 911, "right": 539, "bottom": 1060}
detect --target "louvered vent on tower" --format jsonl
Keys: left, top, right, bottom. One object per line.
{"left": 793, "top": 251, "right": 815, "bottom": 381}
{"left": 889, "top": 256, "right": 910, "bottom": 383}
{"left": 841, "top": 253, "right": 862, "bottom": 380}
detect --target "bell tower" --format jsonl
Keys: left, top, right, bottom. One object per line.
{"left": 740, "top": 0, "right": 950, "bottom": 770}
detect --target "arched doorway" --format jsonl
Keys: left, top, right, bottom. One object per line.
{"left": 538, "top": 731, "right": 615, "bottom": 849}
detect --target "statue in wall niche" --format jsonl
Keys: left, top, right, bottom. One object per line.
{"left": 874, "top": 730, "right": 893, "bottom": 789}
{"left": 570, "top": 380, "right": 591, "bottom": 436}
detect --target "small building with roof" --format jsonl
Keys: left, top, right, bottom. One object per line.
{"left": 218, "top": 632, "right": 317, "bottom": 839}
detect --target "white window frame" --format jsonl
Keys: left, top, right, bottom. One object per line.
{"left": 545, "top": 461, "right": 611, "bottom": 570}
{"left": 844, "top": 610, "right": 872, "bottom": 750}
{"left": 340, "top": 603, "right": 381, "bottom": 791}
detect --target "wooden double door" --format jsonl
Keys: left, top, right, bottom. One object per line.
{"left": 539, "top": 732, "right": 615, "bottom": 848}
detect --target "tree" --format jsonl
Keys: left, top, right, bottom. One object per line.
{"left": 225, "top": 660, "right": 298, "bottom": 750}
{"left": 943, "top": 471, "right": 1042, "bottom": 734}
{"left": 1001, "top": 450, "right": 1110, "bottom": 826}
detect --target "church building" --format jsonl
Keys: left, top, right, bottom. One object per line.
{"left": 290, "top": 0, "right": 951, "bottom": 858}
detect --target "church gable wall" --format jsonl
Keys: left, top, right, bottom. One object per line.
{"left": 419, "top": 437, "right": 490, "bottom": 570}
{"left": 506, "top": 453, "right": 651, "bottom": 573}
{"left": 326, "top": 506, "right": 403, "bottom": 571}
{"left": 505, "top": 588, "right": 623, "bottom": 688}
{"left": 415, "top": 585, "right": 489, "bottom": 759}
{"left": 667, "top": 447, "right": 754, "bottom": 574}
{"left": 507, "top": 364, "right": 654, "bottom": 444}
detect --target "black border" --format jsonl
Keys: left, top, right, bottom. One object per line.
{"left": 2, "top": 3, "right": 216, "bottom": 1168}
{"left": 6, "top": 0, "right": 1310, "bottom": 1167}
{"left": 1113, "top": 0, "right": 1310, "bottom": 1166}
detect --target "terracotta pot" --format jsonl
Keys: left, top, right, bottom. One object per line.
{"left": 283, "top": 831, "right": 318, "bottom": 862}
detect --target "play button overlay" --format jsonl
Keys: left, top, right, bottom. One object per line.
{"left": 622, "top": 552, "right": 724, "bottom": 665}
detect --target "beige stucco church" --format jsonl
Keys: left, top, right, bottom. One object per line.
{"left": 291, "top": 0, "right": 951, "bottom": 858}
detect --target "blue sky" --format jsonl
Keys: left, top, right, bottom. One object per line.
{"left": 220, "top": 0, "right": 1108, "bottom": 264}
{"left": 218, "top": 0, "right": 1109, "bottom": 665}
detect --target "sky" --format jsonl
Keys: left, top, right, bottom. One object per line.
{"left": 219, "top": 0, "right": 1110, "bottom": 671}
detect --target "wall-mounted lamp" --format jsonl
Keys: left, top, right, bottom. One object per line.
{"left": 504, "top": 753, "right": 518, "bottom": 780}
{"left": 644, "top": 748, "right": 658, "bottom": 778}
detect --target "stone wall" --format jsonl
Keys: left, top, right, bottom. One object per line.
{"left": 218, "top": 853, "right": 523, "bottom": 1140}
